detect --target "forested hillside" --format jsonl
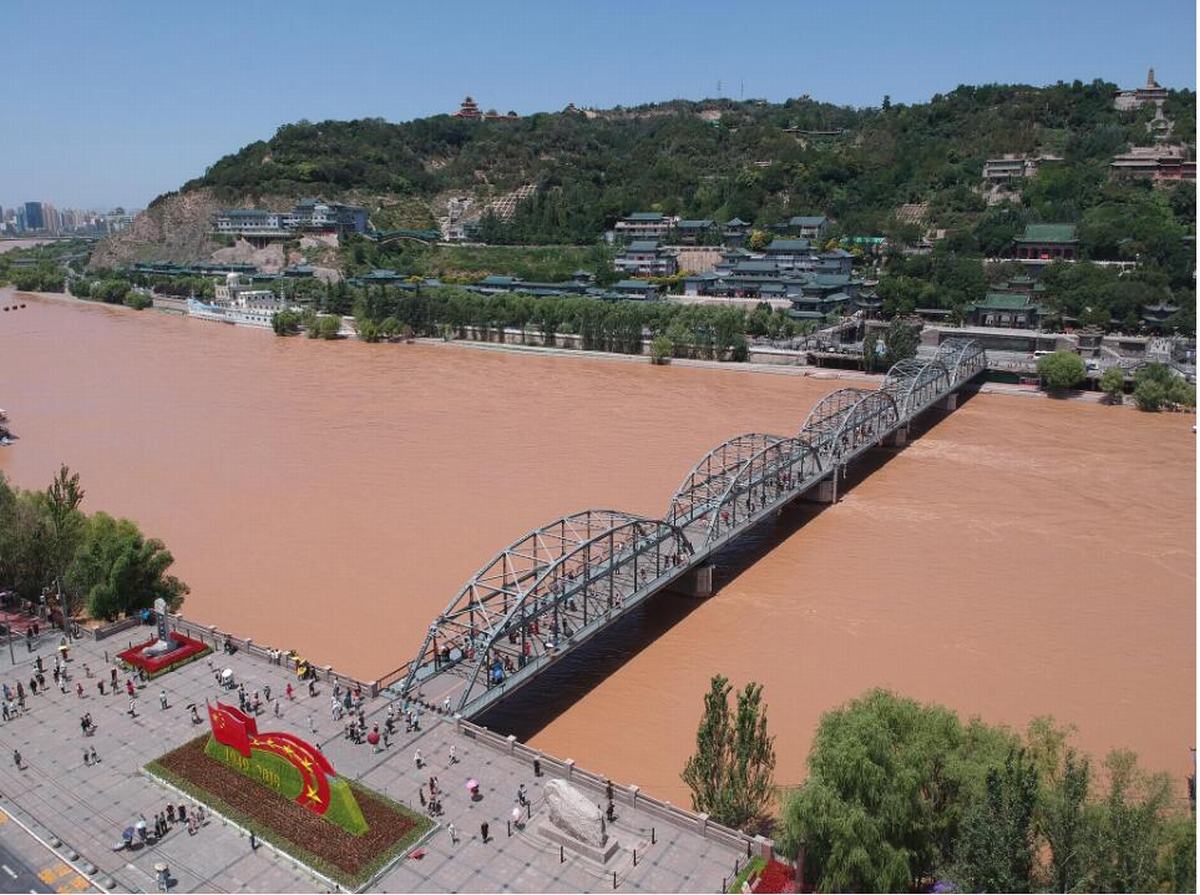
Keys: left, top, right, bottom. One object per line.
{"left": 177, "top": 81, "right": 1195, "bottom": 247}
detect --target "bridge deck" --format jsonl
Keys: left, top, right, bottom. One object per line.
{"left": 391, "top": 341, "right": 987, "bottom": 718}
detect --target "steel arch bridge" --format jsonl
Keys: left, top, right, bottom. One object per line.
{"left": 393, "top": 341, "right": 988, "bottom": 717}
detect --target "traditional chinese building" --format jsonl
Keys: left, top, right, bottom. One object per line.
{"left": 614, "top": 212, "right": 675, "bottom": 242}
{"left": 982, "top": 154, "right": 1063, "bottom": 185}
{"left": 1114, "top": 68, "right": 1170, "bottom": 111}
{"left": 1012, "top": 224, "right": 1079, "bottom": 262}
{"left": 454, "top": 96, "right": 482, "bottom": 119}
{"left": 613, "top": 240, "right": 678, "bottom": 277}
{"left": 1110, "top": 145, "right": 1196, "bottom": 183}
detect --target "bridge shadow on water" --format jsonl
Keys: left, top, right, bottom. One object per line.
{"left": 476, "top": 398, "right": 973, "bottom": 741}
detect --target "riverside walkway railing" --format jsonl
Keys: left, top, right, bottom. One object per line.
{"left": 397, "top": 340, "right": 987, "bottom": 718}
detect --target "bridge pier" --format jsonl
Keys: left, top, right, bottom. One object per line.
{"left": 670, "top": 564, "right": 714, "bottom": 598}
{"left": 883, "top": 426, "right": 908, "bottom": 448}
{"left": 802, "top": 470, "right": 838, "bottom": 505}
{"left": 936, "top": 392, "right": 958, "bottom": 411}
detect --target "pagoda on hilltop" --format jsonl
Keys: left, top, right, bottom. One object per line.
{"left": 453, "top": 96, "right": 518, "bottom": 120}
{"left": 454, "top": 95, "right": 482, "bottom": 119}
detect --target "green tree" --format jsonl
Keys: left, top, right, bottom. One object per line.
{"left": 882, "top": 318, "right": 919, "bottom": 364}
{"left": 780, "top": 690, "right": 972, "bottom": 892}
{"left": 680, "top": 675, "right": 776, "bottom": 831}
{"left": 271, "top": 309, "right": 302, "bottom": 336}
{"left": 1090, "top": 750, "right": 1173, "bottom": 893}
{"left": 44, "top": 465, "right": 86, "bottom": 624}
{"left": 1037, "top": 352, "right": 1087, "bottom": 391}
{"left": 950, "top": 749, "right": 1040, "bottom": 893}
{"left": 649, "top": 335, "right": 673, "bottom": 365}
{"left": 67, "top": 512, "right": 188, "bottom": 620}
{"left": 1099, "top": 366, "right": 1125, "bottom": 404}
{"left": 1133, "top": 378, "right": 1167, "bottom": 412}
{"left": 1038, "top": 748, "right": 1095, "bottom": 894}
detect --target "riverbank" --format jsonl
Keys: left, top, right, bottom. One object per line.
{"left": 15, "top": 288, "right": 1176, "bottom": 407}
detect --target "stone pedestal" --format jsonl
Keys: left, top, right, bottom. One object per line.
{"left": 539, "top": 822, "right": 621, "bottom": 865}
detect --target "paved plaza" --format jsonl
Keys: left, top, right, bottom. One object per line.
{"left": 0, "top": 626, "right": 750, "bottom": 892}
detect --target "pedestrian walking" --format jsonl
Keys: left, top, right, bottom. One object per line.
{"left": 285, "top": 683, "right": 294, "bottom": 701}
{"left": 128, "top": 698, "right": 137, "bottom": 717}
{"left": 480, "top": 821, "right": 489, "bottom": 843}
{"left": 449, "top": 743, "right": 458, "bottom": 764}
{"left": 83, "top": 663, "right": 91, "bottom": 678}
{"left": 83, "top": 749, "right": 90, "bottom": 766}
{"left": 307, "top": 714, "right": 316, "bottom": 734}
{"left": 263, "top": 684, "right": 271, "bottom": 702}
{"left": 273, "top": 698, "right": 281, "bottom": 718}
{"left": 88, "top": 747, "right": 98, "bottom": 765}
{"left": 448, "top": 822, "right": 458, "bottom": 844}
{"left": 414, "top": 749, "right": 423, "bottom": 769}
{"left": 75, "top": 682, "right": 83, "bottom": 698}
{"left": 97, "top": 680, "right": 104, "bottom": 696}
{"left": 11, "top": 749, "right": 20, "bottom": 770}
{"left": 159, "top": 691, "right": 168, "bottom": 710}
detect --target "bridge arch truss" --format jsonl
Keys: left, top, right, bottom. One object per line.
{"left": 667, "top": 434, "right": 824, "bottom": 552}
{"left": 797, "top": 387, "right": 901, "bottom": 465}
{"left": 399, "top": 509, "right": 693, "bottom": 714}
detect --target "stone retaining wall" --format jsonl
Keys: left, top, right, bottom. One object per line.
{"left": 163, "top": 613, "right": 380, "bottom": 697}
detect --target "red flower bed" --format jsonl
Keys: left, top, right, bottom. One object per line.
{"left": 117, "top": 631, "right": 209, "bottom": 675}
{"left": 754, "top": 859, "right": 796, "bottom": 894}
{"left": 149, "top": 736, "right": 430, "bottom": 888}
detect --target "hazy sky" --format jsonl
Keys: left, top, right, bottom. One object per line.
{"left": 3, "top": 0, "right": 1195, "bottom": 209}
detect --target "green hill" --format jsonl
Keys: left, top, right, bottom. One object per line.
{"left": 174, "top": 81, "right": 1195, "bottom": 248}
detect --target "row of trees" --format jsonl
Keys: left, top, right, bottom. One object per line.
{"left": 777, "top": 689, "right": 1195, "bottom": 893}
{"left": 322, "top": 286, "right": 801, "bottom": 360}
{"left": 0, "top": 467, "right": 187, "bottom": 622}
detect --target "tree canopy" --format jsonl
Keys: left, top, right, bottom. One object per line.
{"left": 778, "top": 691, "right": 1194, "bottom": 894}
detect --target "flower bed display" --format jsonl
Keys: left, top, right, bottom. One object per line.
{"left": 754, "top": 858, "right": 797, "bottom": 893}
{"left": 147, "top": 736, "right": 431, "bottom": 889}
{"left": 117, "top": 631, "right": 210, "bottom": 678}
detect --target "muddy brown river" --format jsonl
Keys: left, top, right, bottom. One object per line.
{"left": 1, "top": 292, "right": 1193, "bottom": 804}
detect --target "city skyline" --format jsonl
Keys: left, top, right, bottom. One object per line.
{"left": 4, "top": 0, "right": 1197, "bottom": 209}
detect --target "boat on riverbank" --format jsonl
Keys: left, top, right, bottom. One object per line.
{"left": 186, "top": 272, "right": 289, "bottom": 329}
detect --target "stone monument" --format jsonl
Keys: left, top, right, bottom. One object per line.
{"left": 539, "top": 778, "right": 620, "bottom": 863}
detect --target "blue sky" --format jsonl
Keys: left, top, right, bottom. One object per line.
{"left": 4, "top": 0, "right": 1195, "bottom": 209}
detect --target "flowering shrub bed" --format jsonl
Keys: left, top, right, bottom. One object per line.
{"left": 117, "top": 632, "right": 210, "bottom": 678}
{"left": 148, "top": 736, "right": 430, "bottom": 889}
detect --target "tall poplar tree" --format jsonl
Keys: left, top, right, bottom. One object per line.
{"left": 681, "top": 675, "right": 776, "bottom": 830}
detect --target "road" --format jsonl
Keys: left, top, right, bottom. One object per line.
{"left": 0, "top": 811, "right": 90, "bottom": 894}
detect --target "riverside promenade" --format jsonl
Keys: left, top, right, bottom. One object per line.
{"left": 0, "top": 623, "right": 759, "bottom": 893}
